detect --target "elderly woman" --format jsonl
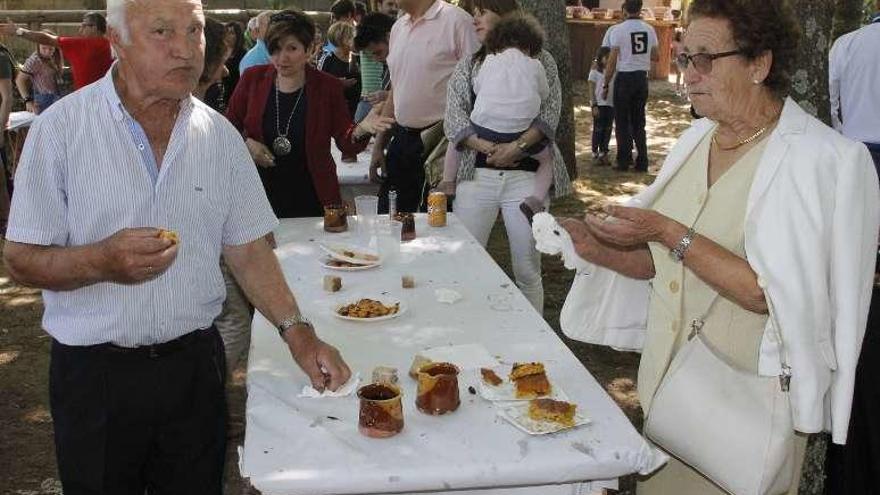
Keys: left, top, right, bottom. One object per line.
{"left": 227, "top": 9, "right": 391, "bottom": 218}
{"left": 445, "top": 0, "right": 572, "bottom": 312}
{"left": 559, "top": 0, "right": 879, "bottom": 493}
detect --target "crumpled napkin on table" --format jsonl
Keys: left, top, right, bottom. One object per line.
{"left": 435, "top": 288, "right": 463, "bottom": 304}
{"left": 298, "top": 372, "right": 361, "bottom": 398}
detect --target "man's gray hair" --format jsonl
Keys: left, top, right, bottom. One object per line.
{"left": 106, "top": 0, "right": 133, "bottom": 44}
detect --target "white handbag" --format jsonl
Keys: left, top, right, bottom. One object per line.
{"left": 644, "top": 294, "right": 797, "bottom": 495}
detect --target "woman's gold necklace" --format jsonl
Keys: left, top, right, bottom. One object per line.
{"left": 711, "top": 125, "right": 769, "bottom": 151}
{"left": 712, "top": 110, "right": 782, "bottom": 151}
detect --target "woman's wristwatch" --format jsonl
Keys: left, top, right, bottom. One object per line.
{"left": 670, "top": 228, "right": 696, "bottom": 262}
{"left": 277, "top": 314, "right": 313, "bottom": 338}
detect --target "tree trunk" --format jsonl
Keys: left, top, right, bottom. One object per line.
{"left": 788, "top": 0, "right": 834, "bottom": 126}
{"left": 519, "top": 0, "right": 578, "bottom": 179}
{"left": 833, "top": 0, "right": 867, "bottom": 40}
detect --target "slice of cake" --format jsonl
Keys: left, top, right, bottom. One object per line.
{"left": 528, "top": 399, "right": 576, "bottom": 427}
{"left": 509, "top": 362, "right": 545, "bottom": 381}
{"left": 509, "top": 362, "right": 552, "bottom": 398}
{"left": 480, "top": 368, "right": 503, "bottom": 386}
{"left": 514, "top": 372, "right": 552, "bottom": 398}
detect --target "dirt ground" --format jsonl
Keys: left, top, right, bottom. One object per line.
{"left": 0, "top": 80, "right": 692, "bottom": 495}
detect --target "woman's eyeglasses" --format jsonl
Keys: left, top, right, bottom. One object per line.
{"left": 675, "top": 50, "right": 742, "bottom": 75}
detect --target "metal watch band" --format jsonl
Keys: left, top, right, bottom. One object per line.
{"left": 516, "top": 139, "right": 530, "bottom": 151}
{"left": 670, "top": 228, "right": 696, "bottom": 262}
{"left": 277, "top": 314, "right": 313, "bottom": 337}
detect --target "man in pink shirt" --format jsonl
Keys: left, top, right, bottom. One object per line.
{"left": 370, "top": 0, "right": 478, "bottom": 213}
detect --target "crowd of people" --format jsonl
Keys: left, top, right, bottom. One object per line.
{"left": 0, "top": 0, "right": 878, "bottom": 493}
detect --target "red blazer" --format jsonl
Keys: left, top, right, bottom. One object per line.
{"left": 226, "top": 64, "right": 368, "bottom": 205}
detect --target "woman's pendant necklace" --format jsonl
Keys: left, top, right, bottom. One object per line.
{"left": 272, "top": 136, "right": 292, "bottom": 156}
{"left": 273, "top": 79, "right": 304, "bottom": 157}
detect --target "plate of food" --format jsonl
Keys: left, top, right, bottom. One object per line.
{"left": 320, "top": 243, "right": 381, "bottom": 266}
{"left": 478, "top": 362, "right": 567, "bottom": 401}
{"left": 333, "top": 297, "right": 406, "bottom": 322}
{"left": 320, "top": 256, "right": 380, "bottom": 271}
{"left": 497, "top": 399, "right": 590, "bottom": 435}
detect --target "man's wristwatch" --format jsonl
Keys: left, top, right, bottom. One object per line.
{"left": 515, "top": 139, "right": 530, "bottom": 152}
{"left": 277, "top": 314, "right": 313, "bottom": 338}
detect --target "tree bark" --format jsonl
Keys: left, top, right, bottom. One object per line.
{"left": 789, "top": 0, "right": 834, "bottom": 126}
{"left": 519, "top": 0, "right": 578, "bottom": 179}
{"left": 833, "top": 0, "right": 867, "bottom": 40}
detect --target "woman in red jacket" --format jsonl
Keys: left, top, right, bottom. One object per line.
{"left": 227, "top": 9, "right": 392, "bottom": 218}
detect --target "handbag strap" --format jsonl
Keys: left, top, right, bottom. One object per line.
{"left": 680, "top": 183, "right": 792, "bottom": 392}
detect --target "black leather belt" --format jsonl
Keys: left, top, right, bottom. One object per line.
{"left": 99, "top": 327, "right": 212, "bottom": 359}
{"left": 396, "top": 123, "right": 436, "bottom": 134}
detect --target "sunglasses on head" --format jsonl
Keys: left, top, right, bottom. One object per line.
{"left": 270, "top": 12, "right": 299, "bottom": 24}
{"left": 675, "top": 49, "right": 742, "bottom": 75}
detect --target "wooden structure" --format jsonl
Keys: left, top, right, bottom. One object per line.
{"left": 567, "top": 18, "right": 678, "bottom": 80}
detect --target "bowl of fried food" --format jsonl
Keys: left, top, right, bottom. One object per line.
{"left": 334, "top": 297, "right": 406, "bottom": 322}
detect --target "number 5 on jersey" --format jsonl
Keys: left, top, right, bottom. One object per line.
{"left": 631, "top": 32, "right": 648, "bottom": 55}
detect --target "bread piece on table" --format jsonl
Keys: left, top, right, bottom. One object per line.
{"left": 323, "top": 275, "right": 342, "bottom": 292}
{"left": 528, "top": 399, "right": 576, "bottom": 427}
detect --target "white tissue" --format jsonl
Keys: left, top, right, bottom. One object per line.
{"left": 435, "top": 288, "right": 463, "bottom": 304}
{"left": 531, "top": 212, "right": 592, "bottom": 271}
{"left": 298, "top": 372, "right": 361, "bottom": 398}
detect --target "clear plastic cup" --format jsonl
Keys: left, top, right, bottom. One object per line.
{"left": 355, "top": 195, "right": 379, "bottom": 239}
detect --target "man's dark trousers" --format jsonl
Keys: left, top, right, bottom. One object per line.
{"left": 50, "top": 327, "right": 227, "bottom": 494}
{"left": 613, "top": 70, "right": 650, "bottom": 171}
{"left": 378, "top": 125, "right": 427, "bottom": 214}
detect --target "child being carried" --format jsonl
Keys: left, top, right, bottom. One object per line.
{"left": 439, "top": 12, "right": 553, "bottom": 222}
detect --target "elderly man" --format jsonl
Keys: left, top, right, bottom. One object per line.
{"left": 238, "top": 10, "right": 272, "bottom": 74}
{"left": 2, "top": 0, "right": 351, "bottom": 492}
{"left": 370, "top": 0, "right": 478, "bottom": 213}
{"left": 1, "top": 12, "right": 112, "bottom": 90}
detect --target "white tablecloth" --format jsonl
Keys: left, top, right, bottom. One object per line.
{"left": 331, "top": 143, "right": 380, "bottom": 202}
{"left": 240, "top": 215, "right": 666, "bottom": 494}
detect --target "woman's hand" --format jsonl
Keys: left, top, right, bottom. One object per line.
{"left": 464, "top": 135, "right": 497, "bottom": 156}
{"left": 486, "top": 141, "right": 524, "bottom": 168}
{"left": 246, "top": 138, "right": 275, "bottom": 168}
{"left": 585, "top": 205, "right": 680, "bottom": 248}
{"left": 356, "top": 102, "right": 395, "bottom": 137}
{"left": 560, "top": 217, "right": 601, "bottom": 261}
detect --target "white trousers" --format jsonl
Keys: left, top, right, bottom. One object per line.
{"left": 453, "top": 168, "right": 546, "bottom": 312}
{"left": 215, "top": 258, "right": 254, "bottom": 375}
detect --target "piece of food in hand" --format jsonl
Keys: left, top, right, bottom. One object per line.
{"left": 510, "top": 362, "right": 552, "bottom": 399}
{"left": 409, "top": 354, "right": 432, "bottom": 379}
{"left": 402, "top": 275, "right": 415, "bottom": 289}
{"left": 480, "top": 368, "right": 503, "bottom": 386}
{"left": 336, "top": 298, "right": 399, "bottom": 318}
{"left": 323, "top": 275, "right": 342, "bottom": 293}
{"left": 157, "top": 229, "right": 179, "bottom": 244}
{"left": 528, "top": 398, "right": 576, "bottom": 427}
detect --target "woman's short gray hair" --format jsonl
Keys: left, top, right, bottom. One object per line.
{"left": 106, "top": 0, "right": 133, "bottom": 45}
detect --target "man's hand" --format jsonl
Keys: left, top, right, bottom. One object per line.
{"left": 246, "top": 138, "right": 275, "bottom": 168}
{"left": 485, "top": 141, "right": 524, "bottom": 168}
{"left": 96, "top": 228, "right": 178, "bottom": 283}
{"left": 283, "top": 326, "right": 352, "bottom": 392}
{"left": 369, "top": 144, "right": 386, "bottom": 183}
{"left": 25, "top": 101, "right": 36, "bottom": 114}
{"left": 356, "top": 101, "right": 395, "bottom": 136}
{"left": 342, "top": 77, "right": 358, "bottom": 89}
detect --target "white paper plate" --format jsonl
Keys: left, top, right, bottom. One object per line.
{"left": 319, "top": 256, "right": 380, "bottom": 271}
{"left": 333, "top": 298, "right": 407, "bottom": 322}
{"left": 477, "top": 366, "right": 568, "bottom": 402}
{"left": 319, "top": 243, "right": 381, "bottom": 265}
{"left": 497, "top": 402, "right": 590, "bottom": 435}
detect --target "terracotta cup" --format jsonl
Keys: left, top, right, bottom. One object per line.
{"left": 357, "top": 383, "right": 404, "bottom": 438}
{"left": 415, "top": 362, "right": 460, "bottom": 415}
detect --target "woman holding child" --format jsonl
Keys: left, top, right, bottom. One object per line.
{"left": 443, "top": 0, "right": 572, "bottom": 312}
